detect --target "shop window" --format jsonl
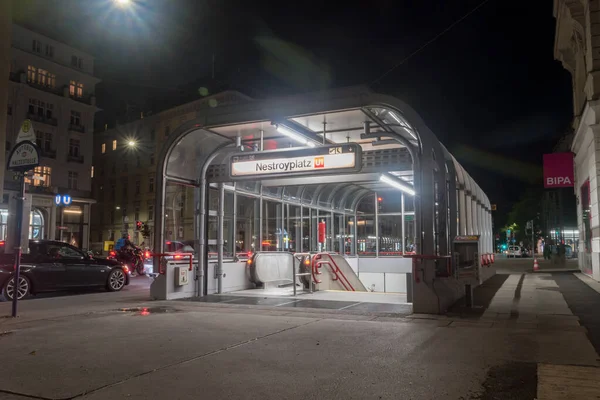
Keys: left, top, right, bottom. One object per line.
{"left": 25, "top": 166, "right": 51, "bottom": 187}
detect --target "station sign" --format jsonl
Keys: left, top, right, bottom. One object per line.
{"left": 7, "top": 141, "right": 40, "bottom": 172}
{"left": 54, "top": 194, "right": 72, "bottom": 206}
{"left": 229, "top": 144, "right": 361, "bottom": 179}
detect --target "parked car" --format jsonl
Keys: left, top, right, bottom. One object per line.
{"left": 0, "top": 240, "right": 130, "bottom": 301}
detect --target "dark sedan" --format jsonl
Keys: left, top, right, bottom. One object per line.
{"left": 0, "top": 240, "right": 130, "bottom": 300}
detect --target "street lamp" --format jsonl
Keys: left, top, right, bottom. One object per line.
{"left": 113, "top": 0, "right": 132, "bottom": 7}
{"left": 127, "top": 140, "right": 137, "bottom": 148}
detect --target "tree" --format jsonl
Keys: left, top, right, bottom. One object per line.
{"left": 504, "top": 188, "right": 544, "bottom": 244}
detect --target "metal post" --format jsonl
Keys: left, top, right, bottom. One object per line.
{"left": 353, "top": 211, "right": 358, "bottom": 256}
{"left": 260, "top": 130, "right": 264, "bottom": 151}
{"left": 292, "top": 253, "right": 297, "bottom": 296}
{"left": 217, "top": 183, "right": 224, "bottom": 293}
{"left": 11, "top": 177, "right": 25, "bottom": 317}
{"left": 59, "top": 208, "right": 64, "bottom": 242}
{"left": 299, "top": 205, "right": 303, "bottom": 253}
{"left": 330, "top": 210, "right": 334, "bottom": 253}
{"left": 401, "top": 193, "right": 406, "bottom": 255}
{"left": 259, "top": 185, "right": 263, "bottom": 251}
{"left": 232, "top": 191, "right": 237, "bottom": 259}
{"left": 374, "top": 193, "right": 379, "bottom": 257}
{"left": 339, "top": 214, "right": 345, "bottom": 255}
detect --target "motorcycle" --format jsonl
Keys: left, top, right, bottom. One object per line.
{"left": 109, "top": 247, "right": 145, "bottom": 275}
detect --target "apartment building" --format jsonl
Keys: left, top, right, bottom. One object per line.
{"left": 4, "top": 24, "right": 100, "bottom": 248}
{"left": 90, "top": 90, "right": 251, "bottom": 251}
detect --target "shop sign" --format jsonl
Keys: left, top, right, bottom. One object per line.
{"left": 543, "top": 152, "right": 574, "bottom": 188}
{"left": 229, "top": 144, "right": 361, "bottom": 179}
{"left": 54, "top": 194, "right": 72, "bottom": 206}
{"left": 454, "top": 235, "right": 480, "bottom": 242}
{"left": 7, "top": 141, "right": 40, "bottom": 172}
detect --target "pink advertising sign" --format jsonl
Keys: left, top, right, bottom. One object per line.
{"left": 543, "top": 152, "right": 574, "bottom": 188}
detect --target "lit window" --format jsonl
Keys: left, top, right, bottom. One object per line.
{"left": 101, "top": 143, "right": 106, "bottom": 154}
{"left": 91, "top": 166, "right": 94, "bottom": 178}
{"left": 47, "top": 73, "right": 56, "bottom": 88}
{"left": 27, "top": 66, "right": 36, "bottom": 83}
{"left": 76, "top": 82, "right": 83, "bottom": 98}
{"left": 25, "top": 166, "right": 51, "bottom": 187}
{"left": 69, "top": 80, "right": 75, "bottom": 96}
{"left": 37, "top": 69, "right": 47, "bottom": 86}
{"left": 68, "top": 171, "right": 78, "bottom": 190}
{"left": 112, "top": 140, "right": 117, "bottom": 150}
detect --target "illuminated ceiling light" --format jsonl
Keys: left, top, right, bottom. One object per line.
{"left": 113, "top": 0, "right": 132, "bottom": 7}
{"left": 275, "top": 124, "right": 317, "bottom": 147}
{"left": 380, "top": 174, "right": 416, "bottom": 196}
{"left": 388, "top": 112, "right": 418, "bottom": 140}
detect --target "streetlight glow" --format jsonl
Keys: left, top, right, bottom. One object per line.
{"left": 113, "top": 0, "right": 131, "bottom": 7}
{"left": 127, "top": 140, "right": 137, "bottom": 147}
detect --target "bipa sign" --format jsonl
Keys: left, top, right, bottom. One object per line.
{"left": 543, "top": 153, "right": 574, "bottom": 188}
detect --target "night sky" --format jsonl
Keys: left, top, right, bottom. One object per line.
{"left": 13, "top": 0, "right": 573, "bottom": 220}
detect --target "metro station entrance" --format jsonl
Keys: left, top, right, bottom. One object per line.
{"left": 150, "top": 86, "right": 494, "bottom": 314}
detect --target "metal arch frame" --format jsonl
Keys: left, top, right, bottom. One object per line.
{"left": 337, "top": 185, "right": 364, "bottom": 211}
{"left": 154, "top": 86, "right": 490, "bottom": 300}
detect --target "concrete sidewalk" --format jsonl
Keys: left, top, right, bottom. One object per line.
{"left": 0, "top": 272, "right": 598, "bottom": 399}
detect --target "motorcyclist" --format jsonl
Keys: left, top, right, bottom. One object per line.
{"left": 116, "top": 234, "right": 142, "bottom": 272}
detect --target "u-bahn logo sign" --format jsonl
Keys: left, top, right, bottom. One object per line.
{"left": 230, "top": 144, "right": 362, "bottom": 179}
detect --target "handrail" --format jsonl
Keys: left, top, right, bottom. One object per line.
{"left": 312, "top": 253, "right": 355, "bottom": 291}
{"left": 152, "top": 252, "right": 194, "bottom": 274}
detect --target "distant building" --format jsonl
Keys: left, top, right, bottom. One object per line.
{"left": 4, "top": 24, "right": 100, "bottom": 248}
{"left": 90, "top": 90, "right": 251, "bottom": 252}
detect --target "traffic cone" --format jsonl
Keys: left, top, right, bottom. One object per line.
{"left": 533, "top": 258, "right": 539, "bottom": 272}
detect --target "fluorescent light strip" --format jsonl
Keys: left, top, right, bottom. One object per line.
{"left": 380, "top": 174, "right": 416, "bottom": 196}
{"left": 63, "top": 209, "right": 82, "bottom": 214}
{"left": 276, "top": 125, "right": 316, "bottom": 147}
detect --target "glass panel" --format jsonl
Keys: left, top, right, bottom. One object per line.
{"left": 262, "top": 200, "right": 282, "bottom": 251}
{"left": 237, "top": 180, "right": 259, "bottom": 194}
{"left": 262, "top": 186, "right": 281, "bottom": 199}
{"left": 223, "top": 191, "right": 234, "bottom": 257}
{"left": 302, "top": 186, "right": 318, "bottom": 204}
{"left": 164, "top": 181, "right": 195, "bottom": 254}
{"left": 379, "top": 215, "right": 402, "bottom": 256}
{"left": 236, "top": 195, "right": 259, "bottom": 256}
{"left": 346, "top": 215, "right": 355, "bottom": 255}
{"left": 166, "top": 129, "right": 230, "bottom": 181}
{"left": 357, "top": 195, "right": 375, "bottom": 256}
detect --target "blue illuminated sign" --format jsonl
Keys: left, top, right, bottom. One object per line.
{"left": 55, "top": 194, "right": 72, "bottom": 206}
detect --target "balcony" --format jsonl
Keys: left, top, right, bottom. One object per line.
{"left": 27, "top": 113, "right": 58, "bottom": 127}
{"left": 68, "top": 154, "right": 84, "bottom": 163}
{"left": 69, "top": 124, "right": 85, "bottom": 133}
{"left": 27, "top": 185, "right": 55, "bottom": 195}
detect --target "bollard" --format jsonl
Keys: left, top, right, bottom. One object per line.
{"left": 465, "top": 284, "right": 473, "bottom": 308}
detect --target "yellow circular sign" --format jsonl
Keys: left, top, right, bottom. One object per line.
{"left": 21, "top": 120, "right": 30, "bottom": 133}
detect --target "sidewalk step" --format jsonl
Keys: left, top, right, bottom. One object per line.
{"left": 538, "top": 363, "right": 600, "bottom": 399}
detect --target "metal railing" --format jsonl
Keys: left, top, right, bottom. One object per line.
{"left": 311, "top": 253, "right": 355, "bottom": 291}
{"left": 152, "top": 252, "right": 194, "bottom": 274}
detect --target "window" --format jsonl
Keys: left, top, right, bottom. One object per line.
{"left": 24, "top": 166, "right": 51, "bottom": 187}
{"left": 46, "top": 243, "right": 83, "bottom": 259}
{"left": 70, "top": 110, "right": 81, "bottom": 126}
{"left": 29, "top": 99, "right": 53, "bottom": 119}
{"left": 112, "top": 140, "right": 117, "bottom": 150}
{"left": 110, "top": 182, "right": 116, "bottom": 201}
{"left": 148, "top": 205, "right": 154, "bottom": 221}
{"left": 32, "top": 40, "right": 41, "bottom": 53}
{"left": 71, "top": 55, "right": 78, "bottom": 66}
{"left": 35, "top": 131, "right": 43, "bottom": 148}
{"left": 45, "top": 44, "right": 54, "bottom": 58}
{"left": 69, "top": 139, "right": 80, "bottom": 157}
{"left": 150, "top": 153, "right": 155, "bottom": 165}
{"left": 69, "top": 81, "right": 83, "bottom": 97}
{"left": 101, "top": 143, "right": 106, "bottom": 154}
{"left": 148, "top": 177, "right": 154, "bottom": 193}
{"left": 27, "top": 66, "right": 36, "bottom": 82}
{"left": 164, "top": 126, "right": 170, "bottom": 137}
{"left": 91, "top": 166, "right": 94, "bottom": 178}
{"left": 135, "top": 180, "right": 140, "bottom": 195}
{"left": 67, "top": 171, "right": 78, "bottom": 190}
{"left": 44, "top": 133, "right": 52, "bottom": 152}
{"left": 134, "top": 207, "right": 140, "bottom": 221}
{"left": 37, "top": 68, "right": 47, "bottom": 86}
{"left": 47, "top": 73, "right": 56, "bottom": 88}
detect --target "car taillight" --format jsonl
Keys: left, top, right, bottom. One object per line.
{"left": 247, "top": 252, "right": 253, "bottom": 258}
{"left": 122, "top": 265, "right": 129, "bottom": 273}
{"left": 109, "top": 251, "right": 116, "bottom": 257}
{"left": 174, "top": 255, "right": 182, "bottom": 259}
{"left": 144, "top": 251, "right": 151, "bottom": 258}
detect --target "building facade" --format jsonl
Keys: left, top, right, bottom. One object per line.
{"left": 90, "top": 90, "right": 251, "bottom": 253}
{"left": 4, "top": 24, "right": 100, "bottom": 249}
{"left": 555, "top": 0, "right": 600, "bottom": 278}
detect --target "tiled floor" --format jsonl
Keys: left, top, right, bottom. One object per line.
{"left": 180, "top": 294, "right": 413, "bottom": 314}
